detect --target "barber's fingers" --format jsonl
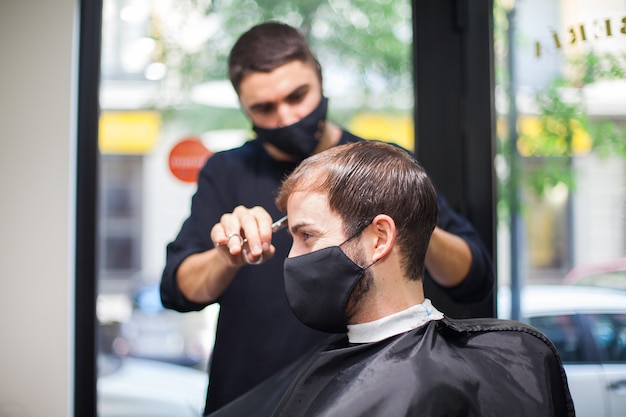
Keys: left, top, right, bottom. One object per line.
{"left": 212, "top": 214, "right": 240, "bottom": 252}
{"left": 243, "top": 244, "right": 276, "bottom": 265}
{"left": 211, "top": 224, "right": 250, "bottom": 268}
{"left": 212, "top": 233, "right": 276, "bottom": 267}
{"left": 235, "top": 206, "right": 273, "bottom": 256}
{"left": 211, "top": 206, "right": 274, "bottom": 262}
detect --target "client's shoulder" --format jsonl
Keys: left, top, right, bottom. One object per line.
{"left": 436, "top": 316, "right": 556, "bottom": 349}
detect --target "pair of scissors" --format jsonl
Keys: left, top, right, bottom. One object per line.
{"left": 217, "top": 215, "right": 288, "bottom": 248}
{"left": 229, "top": 215, "right": 288, "bottom": 265}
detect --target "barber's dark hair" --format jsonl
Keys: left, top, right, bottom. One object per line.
{"left": 228, "top": 21, "right": 321, "bottom": 92}
{"left": 276, "top": 141, "right": 439, "bottom": 281}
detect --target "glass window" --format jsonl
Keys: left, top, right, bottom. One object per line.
{"left": 97, "top": 155, "right": 142, "bottom": 282}
{"left": 494, "top": 0, "right": 626, "bottom": 307}
{"left": 529, "top": 315, "right": 585, "bottom": 363}
{"left": 97, "top": 1, "right": 413, "bottom": 415}
{"left": 102, "top": 236, "right": 135, "bottom": 270}
{"left": 587, "top": 314, "right": 626, "bottom": 362}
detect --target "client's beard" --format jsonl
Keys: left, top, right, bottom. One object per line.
{"left": 344, "top": 245, "right": 375, "bottom": 323}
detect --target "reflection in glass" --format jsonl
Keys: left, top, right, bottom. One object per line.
{"left": 588, "top": 313, "right": 626, "bottom": 362}
{"left": 530, "top": 315, "right": 584, "bottom": 362}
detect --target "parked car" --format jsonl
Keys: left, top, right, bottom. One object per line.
{"left": 112, "top": 284, "right": 218, "bottom": 368}
{"left": 562, "top": 257, "right": 626, "bottom": 291}
{"left": 98, "top": 353, "right": 207, "bottom": 417}
{"left": 498, "top": 285, "right": 626, "bottom": 417}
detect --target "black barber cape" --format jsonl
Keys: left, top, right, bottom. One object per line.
{"left": 208, "top": 318, "right": 575, "bottom": 417}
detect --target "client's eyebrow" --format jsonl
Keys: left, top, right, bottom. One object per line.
{"left": 289, "top": 221, "right": 314, "bottom": 235}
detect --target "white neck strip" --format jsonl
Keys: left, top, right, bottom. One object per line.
{"left": 347, "top": 299, "right": 444, "bottom": 344}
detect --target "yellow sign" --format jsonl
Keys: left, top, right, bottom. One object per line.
{"left": 99, "top": 111, "right": 161, "bottom": 154}
{"left": 348, "top": 113, "right": 415, "bottom": 152}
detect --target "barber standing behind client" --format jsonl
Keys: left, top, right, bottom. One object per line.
{"left": 160, "top": 21, "right": 494, "bottom": 415}
{"left": 208, "top": 141, "right": 575, "bottom": 417}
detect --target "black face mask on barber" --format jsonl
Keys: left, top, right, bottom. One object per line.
{"left": 283, "top": 227, "right": 377, "bottom": 334}
{"left": 253, "top": 96, "right": 328, "bottom": 162}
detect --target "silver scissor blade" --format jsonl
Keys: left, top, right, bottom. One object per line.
{"left": 271, "top": 215, "right": 288, "bottom": 233}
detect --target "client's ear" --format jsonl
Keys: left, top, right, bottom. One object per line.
{"left": 368, "top": 214, "right": 395, "bottom": 262}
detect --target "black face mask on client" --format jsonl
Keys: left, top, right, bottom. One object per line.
{"left": 283, "top": 224, "right": 377, "bottom": 333}
{"left": 253, "top": 96, "right": 328, "bottom": 162}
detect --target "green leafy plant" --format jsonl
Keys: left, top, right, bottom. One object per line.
{"left": 519, "top": 52, "right": 626, "bottom": 196}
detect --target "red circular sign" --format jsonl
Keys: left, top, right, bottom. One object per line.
{"left": 168, "top": 137, "right": 212, "bottom": 183}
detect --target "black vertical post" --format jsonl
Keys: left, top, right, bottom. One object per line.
{"left": 412, "top": 0, "right": 496, "bottom": 318}
{"left": 505, "top": 6, "right": 522, "bottom": 321}
{"left": 75, "top": 0, "right": 102, "bottom": 415}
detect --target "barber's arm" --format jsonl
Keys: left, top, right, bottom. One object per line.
{"left": 175, "top": 249, "right": 240, "bottom": 304}
{"left": 427, "top": 193, "right": 494, "bottom": 302}
{"left": 161, "top": 157, "right": 276, "bottom": 311}
{"left": 176, "top": 206, "right": 277, "bottom": 304}
{"left": 425, "top": 227, "right": 472, "bottom": 287}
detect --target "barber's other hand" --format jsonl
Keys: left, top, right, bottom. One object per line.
{"left": 211, "top": 205, "right": 277, "bottom": 266}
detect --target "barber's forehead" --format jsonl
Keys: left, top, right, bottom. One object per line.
{"left": 239, "top": 61, "right": 319, "bottom": 97}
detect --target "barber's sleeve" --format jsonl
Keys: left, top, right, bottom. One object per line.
{"left": 434, "top": 192, "right": 494, "bottom": 303}
{"left": 160, "top": 161, "right": 231, "bottom": 312}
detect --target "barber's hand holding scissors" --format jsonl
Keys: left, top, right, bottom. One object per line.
{"left": 211, "top": 205, "right": 288, "bottom": 267}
